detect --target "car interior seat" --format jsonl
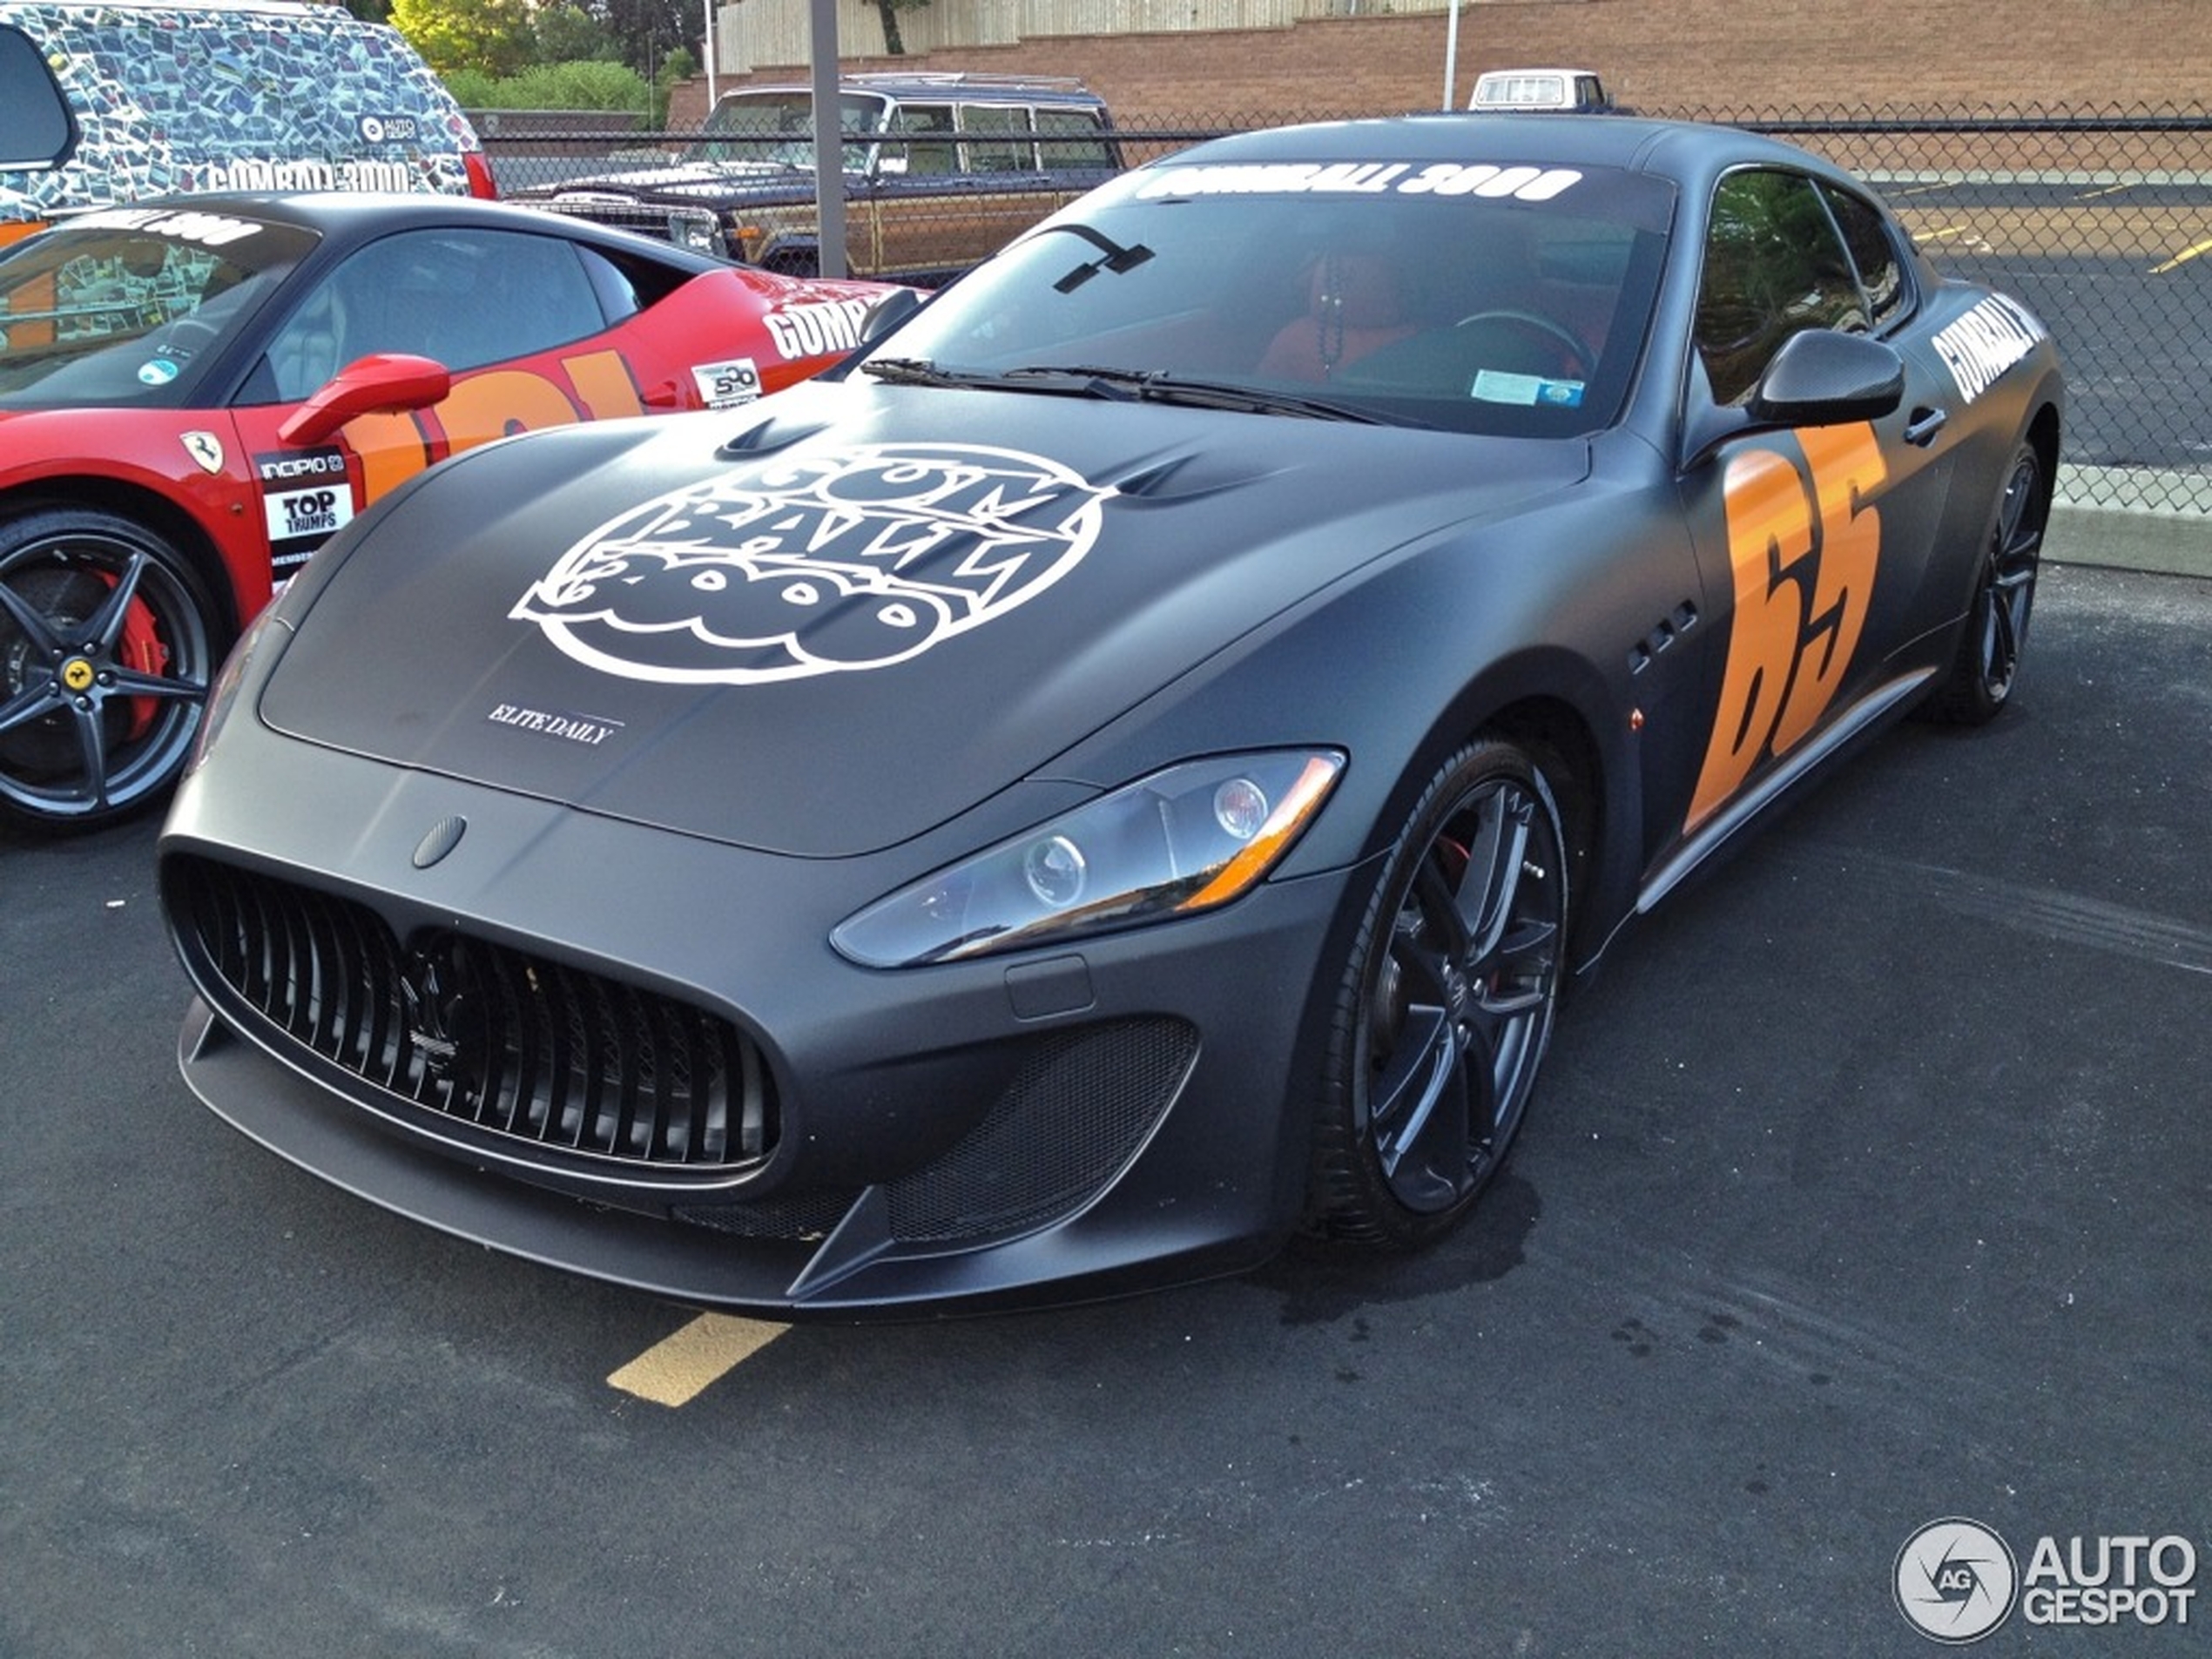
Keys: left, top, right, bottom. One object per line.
{"left": 265, "top": 276, "right": 349, "bottom": 401}
{"left": 1256, "top": 250, "right": 1419, "bottom": 381}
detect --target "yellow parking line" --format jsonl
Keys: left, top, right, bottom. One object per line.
{"left": 608, "top": 1313, "right": 788, "bottom": 1406}
{"left": 2076, "top": 181, "right": 2135, "bottom": 201}
{"left": 1916, "top": 224, "right": 1973, "bottom": 242}
{"left": 2150, "top": 238, "right": 2212, "bottom": 274}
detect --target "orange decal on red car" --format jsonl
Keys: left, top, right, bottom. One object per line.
{"left": 340, "top": 348, "right": 648, "bottom": 503}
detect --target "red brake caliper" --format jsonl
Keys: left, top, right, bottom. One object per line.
{"left": 111, "top": 578, "right": 172, "bottom": 741}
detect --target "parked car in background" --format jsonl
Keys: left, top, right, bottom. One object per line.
{"left": 159, "top": 116, "right": 2060, "bottom": 1318}
{"left": 0, "top": 192, "right": 901, "bottom": 828}
{"left": 1468, "top": 68, "right": 1619, "bottom": 114}
{"left": 517, "top": 72, "right": 1123, "bottom": 284}
{"left": 0, "top": 0, "right": 494, "bottom": 247}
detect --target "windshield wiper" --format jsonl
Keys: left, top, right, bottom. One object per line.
{"left": 859, "top": 356, "right": 976, "bottom": 387}
{"left": 860, "top": 359, "right": 1402, "bottom": 425}
{"left": 1006, "top": 365, "right": 1399, "bottom": 424}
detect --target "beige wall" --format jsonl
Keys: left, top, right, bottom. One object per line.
{"left": 677, "top": 0, "right": 2211, "bottom": 127}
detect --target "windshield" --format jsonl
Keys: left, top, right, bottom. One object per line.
{"left": 0, "top": 207, "right": 315, "bottom": 408}
{"left": 685, "top": 91, "right": 893, "bottom": 170}
{"left": 864, "top": 158, "right": 1674, "bottom": 437}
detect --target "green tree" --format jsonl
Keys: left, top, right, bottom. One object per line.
{"left": 445, "top": 58, "right": 652, "bottom": 112}
{"left": 600, "top": 0, "right": 697, "bottom": 80}
{"left": 389, "top": 0, "right": 535, "bottom": 77}
{"left": 533, "top": 2, "right": 620, "bottom": 64}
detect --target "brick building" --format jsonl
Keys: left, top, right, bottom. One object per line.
{"left": 670, "top": 0, "right": 2212, "bottom": 126}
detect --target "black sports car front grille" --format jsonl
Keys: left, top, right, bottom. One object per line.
{"left": 168, "top": 858, "right": 773, "bottom": 1171}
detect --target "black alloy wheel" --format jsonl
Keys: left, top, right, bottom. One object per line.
{"left": 1925, "top": 440, "right": 2047, "bottom": 726}
{"left": 0, "top": 508, "right": 221, "bottom": 830}
{"left": 1309, "top": 737, "right": 1569, "bottom": 1248}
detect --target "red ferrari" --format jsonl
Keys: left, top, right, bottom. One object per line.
{"left": 0, "top": 192, "right": 903, "bottom": 828}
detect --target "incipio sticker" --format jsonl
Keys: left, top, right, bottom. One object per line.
{"left": 257, "top": 447, "right": 354, "bottom": 571}
{"left": 1471, "top": 369, "right": 1585, "bottom": 408}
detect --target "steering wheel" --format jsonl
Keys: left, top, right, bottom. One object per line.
{"left": 1453, "top": 308, "right": 1593, "bottom": 379}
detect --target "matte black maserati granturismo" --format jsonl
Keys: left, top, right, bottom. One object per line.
{"left": 159, "top": 115, "right": 2061, "bottom": 1316}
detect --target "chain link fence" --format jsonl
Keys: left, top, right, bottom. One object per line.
{"left": 485, "top": 102, "right": 2212, "bottom": 516}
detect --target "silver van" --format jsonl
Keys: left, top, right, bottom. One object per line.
{"left": 0, "top": 0, "right": 492, "bottom": 246}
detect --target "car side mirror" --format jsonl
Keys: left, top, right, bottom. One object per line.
{"left": 1749, "top": 329, "right": 1905, "bottom": 427}
{"left": 854, "top": 288, "right": 926, "bottom": 350}
{"left": 279, "top": 353, "right": 453, "bottom": 447}
{"left": 1683, "top": 330, "right": 1905, "bottom": 471}
{"left": 861, "top": 287, "right": 926, "bottom": 346}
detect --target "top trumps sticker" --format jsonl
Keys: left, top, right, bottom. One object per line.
{"left": 511, "top": 443, "right": 1113, "bottom": 685}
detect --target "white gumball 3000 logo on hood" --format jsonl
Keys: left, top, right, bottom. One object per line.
{"left": 511, "top": 443, "right": 1112, "bottom": 685}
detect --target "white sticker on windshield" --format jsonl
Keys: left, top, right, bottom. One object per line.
{"left": 71, "top": 206, "right": 264, "bottom": 247}
{"left": 1136, "top": 162, "right": 1581, "bottom": 203}
{"left": 1472, "top": 369, "right": 1585, "bottom": 408}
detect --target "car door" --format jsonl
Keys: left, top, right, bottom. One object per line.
{"left": 225, "top": 224, "right": 668, "bottom": 584}
{"left": 1667, "top": 165, "right": 1963, "bottom": 845}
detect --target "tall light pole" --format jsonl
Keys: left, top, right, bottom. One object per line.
{"left": 809, "top": 0, "right": 846, "bottom": 277}
{"left": 703, "top": 0, "right": 718, "bottom": 108}
{"left": 1442, "top": 0, "right": 1461, "bottom": 110}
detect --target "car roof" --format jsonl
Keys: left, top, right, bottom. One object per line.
{"left": 1158, "top": 113, "right": 1852, "bottom": 192}
{"left": 733, "top": 71, "right": 1107, "bottom": 112}
{"left": 3, "top": 0, "right": 344, "bottom": 14}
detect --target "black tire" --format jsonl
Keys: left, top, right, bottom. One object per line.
{"left": 1306, "top": 737, "right": 1570, "bottom": 1248}
{"left": 1922, "top": 440, "right": 2047, "bottom": 726}
{"left": 0, "top": 507, "right": 223, "bottom": 831}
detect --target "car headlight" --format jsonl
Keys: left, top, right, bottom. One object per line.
{"left": 832, "top": 750, "right": 1345, "bottom": 968}
{"left": 184, "top": 603, "right": 290, "bottom": 779}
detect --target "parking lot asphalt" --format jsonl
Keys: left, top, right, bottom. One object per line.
{"left": 2, "top": 551, "right": 2207, "bottom": 1656}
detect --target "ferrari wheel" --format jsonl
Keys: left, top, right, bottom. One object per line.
{"left": 1308, "top": 738, "right": 1569, "bottom": 1248}
{"left": 0, "top": 508, "right": 222, "bottom": 831}
{"left": 1923, "top": 441, "right": 2046, "bottom": 726}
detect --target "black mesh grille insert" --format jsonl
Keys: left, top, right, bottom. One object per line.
{"left": 169, "top": 857, "right": 773, "bottom": 1171}
{"left": 883, "top": 1019, "right": 1198, "bottom": 1244}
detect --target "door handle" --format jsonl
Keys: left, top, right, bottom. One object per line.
{"left": 1904, "top": 407, "right": 1949, "bottom": 447}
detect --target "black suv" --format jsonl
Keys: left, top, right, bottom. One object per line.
{"left": 518, "top": 72, "right": 1122, "bottom": 286}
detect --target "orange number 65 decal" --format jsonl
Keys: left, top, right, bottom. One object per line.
{"left": 1685, "top": 421, "right": 1887, "bottom": 832}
